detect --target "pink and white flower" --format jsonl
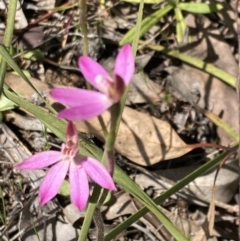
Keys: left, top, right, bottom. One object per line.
{"left": 16, "top": 121, "right": 116, "bottom": 210}
{"left": 50, "top": 44, "right": 135, "bottom": 120}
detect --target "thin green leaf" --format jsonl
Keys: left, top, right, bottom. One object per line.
{"left": 178, "top": 3, "right": 223, "bottom": 14}
{"left": 3, "top": 1, "right": 17, "bottom": 46}
{"left": 0, "top": 0, "right": 17, "bottom": 95}
{"left": 22, "top": 49, "right": 45, "bottom": 60}
{"left": 175, "top": 7, "right": 186, "bottom": 43}
{"left": 120, "top": 5, "right": 173, "bottom": 45}
{"left": 0, "top": 45, "right": 55, "bottom": 113}
{"left": 59, "top": 180, "right": 70, "bottom": 197}
{"left": 0, "top": 95, "right": 16, "bottom": 111}
{"left": 105, "top": 150, "right": 230, "bottom": 240}
{"left": 3, "top": 87, "right": 97, "bottom": 158}
{"left": 132, "top": 0, "right": 145, "bottom": 55}
{"left": 4, "top": 86, "right": 65, "bottom": 139}
{"left": 145, "top": 43, "right": 236, "bottom": 87}
{"left": 78, "top": 186, "right": 102, "bottom": 241}
{"left": 204, "top": 110, "right": 239, "bottom": 142}
{"left": 113, "top": 166, "right": 190, "bottom": 240}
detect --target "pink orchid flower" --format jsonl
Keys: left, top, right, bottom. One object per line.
{"left": 15, "top": 121, "right": 116, "bottom": 210}
{"left": 50, "top": 44, "right": 134, "bottom": 120}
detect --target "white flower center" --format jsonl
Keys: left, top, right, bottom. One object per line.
{"left": 95, "top": 74, "right": 114, "bottom": 95}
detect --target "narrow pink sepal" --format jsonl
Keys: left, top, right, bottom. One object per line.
{"left": 50, "top": 88, "right": 107, "bottom": 107}
{"left": 78, "top": 56, "right": 110, "bottom": 90}
{"left": 114, "top": 44, "right": 135, "bottom": 85}
{"left": 81, "top": 157, "right": 117, "bottom": 191}
{"left": 39, "top": 161, "right": 69, "bottom": 205}
{"left": 57, "top": 95, "right": 113, "bottom": 120}
{"left": 69, "top": 161, "right": 89, "bottom": 210}
{"left": 15, "top": 151, "right": 62, "bottom": 170}
{"left": 51, "top": 88, "right": 113, "bottom": 110}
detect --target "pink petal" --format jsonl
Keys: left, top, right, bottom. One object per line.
{"left": 50, "top": 88, "right": 108, "bottom": 107}
{"left": 78, "top": 56, "right": 110, "bottom": 90}
{"left": 66, "top": 121, "right": 78, "bottom": 145}
{"left": 57, "top": 94, "right": 113, "bottom": 120}
{"left": 114, "top": 44, "right": 135, "bottom": 85}
{"left": 69, "top": 160, "right": 89, "bottom": 210}
{"left": 39, "top": 161, "right": 69, "bottom": 205}
{"left": 81, "top": 157, "right": 117, "bottom": 191}
{"left": 16, "top": 151, "right": 62, "bottom": 170}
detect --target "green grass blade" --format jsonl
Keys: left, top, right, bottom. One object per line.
{"left": 132, "top": 0, "right": 144, "bottom": 55}
{"left": 78, "top": 185, "right": 102, "bottom": 241}
{"left": 145, "top": 43, "right": 236, "bottom": 87}
{"left": 120, "top": 4, "right": 173, "bottom": 45}
{"left": 203, "top": 110, "right": 239, "bottom": 142}
{"left": 3, "top": 1, "right": 17, "bottom": 46}
{"left": 175, "top": 7, "right": 186, "bottom": 42}
{"left": 0, "top": 0, "right": 17, "bottom": 95}
{"left": 4, "top": 87, "right": 100, "bottom": 158}
{"left": 106, "top": 150, "right": 230, "bottom": 240}
{"left": 178, "top": 2, "right": 223, "bottom": 14}
{"left": 4, "top": 86, "right": 65, "bottom": 137}
{"left": 113, "top": 166, "right": 190, "bottom": 241}
{"left": 0, "top": 45, "right": 55, "bottom": 113}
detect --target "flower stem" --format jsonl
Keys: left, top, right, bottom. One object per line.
{"left": 78, "top": 0, "right": 91, "bottom": 90}
{"left": 78, "top": 0, "right": 108, "bottom": 136}
{"left": 102, "top": 102, "right": 120, "bottom": 175}
{"left": 78, "top": 0, "right": 88, "bottom": 56}
{"left": 78, "top": 185, "right": 103, "bottom": 241}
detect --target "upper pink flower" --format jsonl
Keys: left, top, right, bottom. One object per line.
{"left": 50, "top": 44, "right": 135, "bottom": 120}
{"left": 15, "top": 121, "right": 116, "bottom": 210}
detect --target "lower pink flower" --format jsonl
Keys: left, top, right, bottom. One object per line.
{"left": 15, "top": 121, "right": 116, "bottom": 210}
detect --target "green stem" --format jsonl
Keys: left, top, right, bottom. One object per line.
{"left": 78, "top": 0, "right": 88, "bottom": 56}
{"left": 79, "top": 103, "right": 122, "bottom": 241}
{"left": 0, "top": 0, "right": 17, "bottom": 96}
{"left": 77, "top": 1, "right": 108, "bottom": 240}
{"left": 78, "top": 0, "right": 108, "bottom": 135}
{"left": 78, "top": 0, "right": 142, "bottom": 237}
{"left": 102, "top": 0, "right": 144, "bottom": 172}
{"left": 98, "top": 115, "right": 108, "bottom": 137}
{"left": 78, "top": 185, "right": 102, "bottom": 241}
{"left": 100, "top": 103, "right": 120, "bottom": 175}
{"left": 78, "top": 0, "right": 92, "bottom": 89}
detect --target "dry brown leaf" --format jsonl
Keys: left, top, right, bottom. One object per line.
{"left": 23, "top": 215, "right": 78, "bottom": 241}
{"left": 5, "top": 73, "right": 192, "bottom": 166}
{"left": 191, "top": 229, "right": 207, "bottom": 241}
{"left": 74, "top": 107, "right": 192, "bottom": 165}
{"left": 101, "top": 191, "right": 135, "bottom": 220}
{"left": 126, "top": 72, "right": 164, "bottom": 104}
{"left": 179, "top": 14, "right": 238, "bottom": 145}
